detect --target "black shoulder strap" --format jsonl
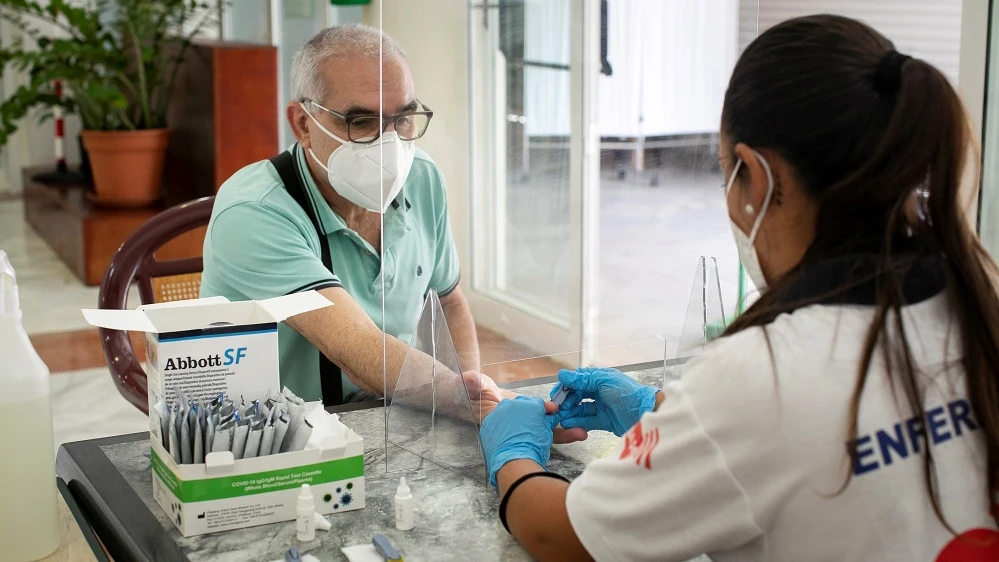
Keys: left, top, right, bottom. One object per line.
{"left": 269, "top": 150, "right": 344, "bottom": 406}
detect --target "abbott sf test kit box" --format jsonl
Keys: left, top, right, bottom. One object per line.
{"left": 83, "top": 292, "right": 367, "bottom": 536}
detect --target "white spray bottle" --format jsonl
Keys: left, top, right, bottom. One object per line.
{"left": 0, "top": 250, "right": 61, "bottom": 560}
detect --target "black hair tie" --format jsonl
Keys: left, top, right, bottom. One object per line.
{"left": 874, "top": 50, "right": 911, "bottom": 96}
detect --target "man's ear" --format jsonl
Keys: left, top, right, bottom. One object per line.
{"left": 287, "top": 102, "right": 312, "bottom": 148}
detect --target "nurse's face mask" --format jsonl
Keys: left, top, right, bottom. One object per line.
{"left": 301, "top": 101, "right": 416, "bottom": 214}
{"left": 724, "top": 148, "right": 776, "bottom": 291}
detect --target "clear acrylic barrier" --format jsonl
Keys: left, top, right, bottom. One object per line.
{"left": 370, "top": 0, "right": 759, "bottom": 485}
{"left": 385, "top": 291, "right": 485, "bottom": 480}
{"left": 666, "top": 257, "right": 727, "bottom": 382}
{"left": 384, "top": 289, "right": 716, "bottom": 486}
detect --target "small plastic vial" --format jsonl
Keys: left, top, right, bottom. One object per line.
{"left": 296, "top": 484, "right": 316, "bottom": 541}
{"left": 394, "top": 477, "right": 414, "bottom": 531}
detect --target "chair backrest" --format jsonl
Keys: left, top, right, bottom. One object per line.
{"left": 98, "top": 197, "right": 215, "bottom": 414}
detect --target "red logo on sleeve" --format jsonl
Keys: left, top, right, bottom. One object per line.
{"left": 935, "top": 528, "right": 999, "bottom": 561}
{"left": 619, "top": 421, "right": 660, "bottom": 470}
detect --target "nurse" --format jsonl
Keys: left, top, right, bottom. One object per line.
{"left": 480, "top": 14, "right": 999, "bottom": 561}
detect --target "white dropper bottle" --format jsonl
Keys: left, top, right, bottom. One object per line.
{"left": 395, "top": 476, "right": 414, "bottom": 531}
{"left": 296, "top": 484, "right": 316, "bottom": 541}
{"left": 0, "top": 250, "right": 61, "bottom": 561}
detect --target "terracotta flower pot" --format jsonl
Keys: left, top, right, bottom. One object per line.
{"left": 81, "top": 129, "right": 169, "bottom": 207}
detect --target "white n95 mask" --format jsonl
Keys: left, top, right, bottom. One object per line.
{"left": 724, "top": 148, "right": 775, "bottom": 291}
{"left": 302, "top": 103, "right": 416, "bottom": 213}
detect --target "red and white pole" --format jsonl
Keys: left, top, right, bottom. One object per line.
{"left": 53, "top": 80, "right": 67, "bottom": 173}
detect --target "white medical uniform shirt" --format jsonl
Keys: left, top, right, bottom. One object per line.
{"left": 566, "top": 292, "right": 997, "bottom": 561}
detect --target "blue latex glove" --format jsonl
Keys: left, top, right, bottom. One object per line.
{"left": 550, "top": 367, "right": 658, "bottom": 437}
{"left": 480, "top": 396, "right": 562, "bottom": 487}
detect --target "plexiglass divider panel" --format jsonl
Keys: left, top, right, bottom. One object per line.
{"left": 666, "top": 257, "right": 727, "bottom": 382}
{"left": 385, "top": 292, "right": 485, "bottom": 480}
{"left": 368, "top": 0, "right": 762, "bottom": 483}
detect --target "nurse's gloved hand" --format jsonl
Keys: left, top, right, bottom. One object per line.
{"left": 551, "top": 367, "right": 658, "bottom": 437}
{"left": 480, "top": 396, "right": 562, "bottom": 487}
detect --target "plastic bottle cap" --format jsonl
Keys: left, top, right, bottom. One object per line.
{"left": 396, "top": 476, "right": 411, "bottom": 497}
{"left": 313, "top": 512, "right": 332, "bottom": 531}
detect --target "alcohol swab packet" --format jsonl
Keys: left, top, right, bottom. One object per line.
{"left": 152, "top": 400, "right": 170, "bottom": 448}
{"left": 168, "top": 404, "right": 182, "bottom": 464}
{"left": 205, "top": 414, "right": 217, "bottom": 456}
{"left": 259, "top": 425, "right": 275, "bottom": 458}
{"left": 285, "top": 418, "right": 313, "bottom": 453}
{"left": 282, "top": 401, "right": 305, "bottom": 452}
{"left": 232, "top": 417, "right": 250, "bottom": 459}
{"left": 180, "top": 405, "right": 193, "bottom": 464}
{"left": 282, "top": 386, "right": 305, "bottom": 405}
{"left": 193, "top": 409, "right": 205, "bottom": 464}
{"left": 212, "top": 419, "right": 235, "bottom": 453}
{"left": 272, "top": 412, "right": 290, "bottom": 455}
{"left": 242, "top": 415, "right": 266, "bottom": 458}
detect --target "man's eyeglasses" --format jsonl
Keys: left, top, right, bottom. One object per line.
{"left": 302, "top": 99, "right": 433, "bottom": 144}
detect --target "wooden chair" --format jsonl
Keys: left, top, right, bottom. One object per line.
{"left": 97, "top": 197, "right": 215, "bottom": 413}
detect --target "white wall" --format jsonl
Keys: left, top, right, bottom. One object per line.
{"left": 362, "top": 0, "right": 472, "bottom": 292}
{"left": 959, "top": 0, "right": 988, "bottom": 139}
{"left": 739, "top": 0, "right": 985, "bottom": 228}
{"left": 739, "top": 0, "right": 964, "bottom": 83}
{"left": 0, "top": 11, "right": 83, "bottom": 195}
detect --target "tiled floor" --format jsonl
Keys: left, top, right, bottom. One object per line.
{"left": 2, "top": 199, "right": 148, "bottom": 449}
{"left": 50, "top": 368, "right": 149, "bottom": 453}
{"left": 0, "top": 199, "right": 104, "bottom": 334}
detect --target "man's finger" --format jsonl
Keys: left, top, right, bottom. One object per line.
{"left": 553, "top": 426, "right": 588, "bottom": 444}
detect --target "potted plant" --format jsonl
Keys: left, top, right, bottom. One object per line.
{"left": 0, "top": 0, "right": 216, "bottom": 206}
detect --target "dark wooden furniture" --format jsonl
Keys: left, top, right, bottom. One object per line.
{"left": 22, "top": 169, "right": 206, "bottom": 286}
{"left": 98, "top": 197, "right": 215, "bottom": 414}
{"left": 162, "top": 40, "right": 279, "bottom": 205}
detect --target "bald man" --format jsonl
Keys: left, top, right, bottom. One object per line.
{"left": 201, "top": 24, "right": 482, "bottom": 405}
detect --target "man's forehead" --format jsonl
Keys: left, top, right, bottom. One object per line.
{"left": 322, "top": 55, "right": 415, "bottom": 113}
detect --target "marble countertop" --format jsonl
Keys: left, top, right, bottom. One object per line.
{"left": 60, "top": 365, "right": 708, "bottom": 562}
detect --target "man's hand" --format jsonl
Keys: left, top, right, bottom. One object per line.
{"left": 464, "top": 371, "right": 587, "bottom": 443}
{"left": 461, "top": 371, "right": 503, "bottom": 422}
{"left": 545, "top": 401, "right": 588, "bottom": 444}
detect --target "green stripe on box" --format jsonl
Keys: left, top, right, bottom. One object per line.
{"left": 151, "top": 450, "right": 364, "bottom": 503}
{"left": 151, "top": 449, "right": 184, "bottom": 498}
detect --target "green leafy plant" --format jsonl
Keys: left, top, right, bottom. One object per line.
{"left": 0, "top": 0, "right": 218, "bottom": 146}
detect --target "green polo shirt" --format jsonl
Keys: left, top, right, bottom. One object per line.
{"left": 200, "top": 143, "right": 460, "bottom": 401}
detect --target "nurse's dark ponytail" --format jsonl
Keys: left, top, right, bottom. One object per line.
{"left": 722, "top": 14, "right": 999, "bottom": 531}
